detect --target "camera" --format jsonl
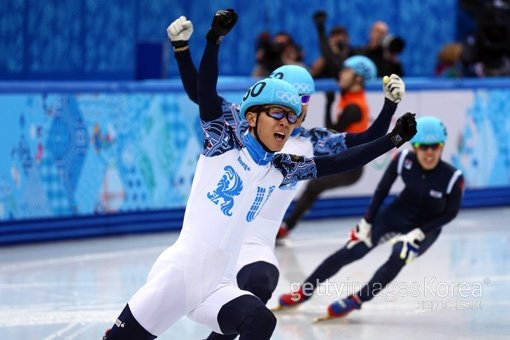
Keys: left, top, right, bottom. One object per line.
{"left": 460, "top": 0, "right": 510, "bottom": 75}
{"left": 383, "top": 35, "right": 406, "bottom": 54}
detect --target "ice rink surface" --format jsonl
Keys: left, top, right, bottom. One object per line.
{"left": 1, "top": 206, "right": 509, "bottom": 339}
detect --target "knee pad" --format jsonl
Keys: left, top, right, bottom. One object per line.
{"left": 247, "top": 304, "right": 277, "bottom": 337}
{"left": 217, "top": 295, "right": 276, "bottom": 339}
{"left": 237, "top": 262, "right": 279, "bottom": 304}
{"left": 244, "top": 282, "right": 273, "bottom": 304}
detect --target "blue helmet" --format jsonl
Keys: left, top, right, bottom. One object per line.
{"left": 239, "top": 78, "right": 301, "bottom": 119}
{"left": 410, "top": 116, "right": 448, "bottom": 144}
{"left": 269, "top": 65, "right": 315, "bottom": 96}
{"left": 343, "top": 55, "right": 377, "bottom": 82}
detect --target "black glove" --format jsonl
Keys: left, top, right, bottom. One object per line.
{"left": 313, "top": 10, "right": 327, "bottom": 33}
{"left": 206, "top": 9, "right": 238, "bottom": 44}
{"left": 388, "top": 112, "right": 417, "bottom": 147}
{"left": 313, "top": 10, "right": 327, "bottom": 26}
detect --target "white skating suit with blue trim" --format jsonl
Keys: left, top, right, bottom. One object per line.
{"left": 237, "top": 127, "right": 348, "bottom": 269}
{"left": 171, "top": 47, "right": 399, "bottom": 296}
{"left": 187, "top": 104, "right": 398, "bottom": 334}
{"left": 167, "top": 43, "right": 395, "bottom": 334}
{"left": 127, "top": 97, "right": 317, "bottom": 336}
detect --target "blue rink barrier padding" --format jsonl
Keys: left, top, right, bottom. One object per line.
{"left": 0, "top": 187, "right": 508, "bottom": 246}
{"left": 1, "top": 77, "right": 509, "bottom": 245}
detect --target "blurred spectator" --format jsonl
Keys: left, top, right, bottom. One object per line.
{"left": 355, "top": 21, "right": 406, "bottom": 77}
{"left": 435, "top": 42, "right": 465, "bottom": 77}
{"left": 310, "top": 11, "right": 354, "bottom": 125}
{"left": 459, "top": 0, "right": 510, "bottom": 77}
{"left": 368, "top": 21, "right": 389, "bottom": 52}
{"left": 252, "top": 32, "right": 306, "bottom": 77}
{"left": 355, "top": 21, "right": 388, "bottom": 63}
{"left": 312, "top": 26, "right": 351, "bottom": 76}
{"left": 310, "top": 13, "right": 353, "bottom": 78}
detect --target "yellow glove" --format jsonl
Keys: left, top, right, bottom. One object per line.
{"left": 383, "top": 74, "right": 405, "bottom": 103}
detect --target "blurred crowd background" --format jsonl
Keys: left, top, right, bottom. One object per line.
{"left": 1, "top": 0, "right": 509, "bottom": 81}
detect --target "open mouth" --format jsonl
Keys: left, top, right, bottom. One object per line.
{"left": 274, "top": 132, "right": 286, "bottom": 142}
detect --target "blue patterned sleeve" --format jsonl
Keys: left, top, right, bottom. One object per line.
{"left": 202, "top": 117, "right": 241, "bottom": 157}
{"left": 222, "top": 99, "right": 241, "bottom": 126}
{"left": 306, "top": 127, "right": 348, "bottom": 156}
{"left": 273, "top": 154, "right": 318, "bottom": 187}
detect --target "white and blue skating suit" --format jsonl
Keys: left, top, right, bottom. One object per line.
{"left": 127, "top": 94, "right": 315, "bottom": 336}
{"left": 173, "top": 47, "right": 398, "bottom": 280}
{"left": 168, "top": 42, "right": 397, "bottom": 335}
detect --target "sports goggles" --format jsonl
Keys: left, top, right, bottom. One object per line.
{"left": 261, "top": 106, "right": 298, "bottom": 124}
{"left": 301, "top": 95, "right": 311, "bottom": 105}
{"left": 413, "top": 143, "right": 443, "bottom": 151}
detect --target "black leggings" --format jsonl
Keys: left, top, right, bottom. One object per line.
{"left": 302, "top": 229, "right": 441, "bottom": 302}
